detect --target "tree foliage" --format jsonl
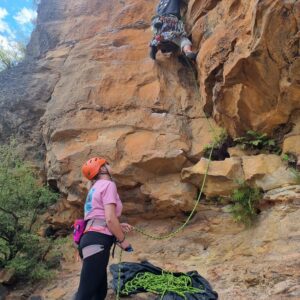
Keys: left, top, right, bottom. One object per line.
{"left": 0, "top": 43, "right": 26, "bottom": 72}
{"left": 0, "top": 141, "right": 58, "bottom": 281}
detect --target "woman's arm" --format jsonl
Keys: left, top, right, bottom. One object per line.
{"left": 104, "top": 204, "right": 131, "bottom": 249}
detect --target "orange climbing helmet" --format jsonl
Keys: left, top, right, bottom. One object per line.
{"left": 82, "top": 157, "right": 107, "bottom": 180}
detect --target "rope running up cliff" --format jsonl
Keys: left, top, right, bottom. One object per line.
{"left": 116, "top": 55, "right": 218, "bottom": 299}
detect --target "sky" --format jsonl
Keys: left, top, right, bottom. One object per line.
{"left": 0, "top": 0, "right": 37, "bottom": 52}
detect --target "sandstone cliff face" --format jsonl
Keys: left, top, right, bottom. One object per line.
{"left": 1, "top": 0, "right": 300, "bottom": 298}
{"left": 189, "top": 0, "right": 300, "bottom": 137}
{"left": 0, "top": 0, "right": 299, "bottom": 221}
{"left": 28, "top": 0, "right": 216, "bottom": 223}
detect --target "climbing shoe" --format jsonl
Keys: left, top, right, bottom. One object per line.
{"left": 184, "top": 51, "right": 197, "bottom": 61}
{"left": 150, "top": 46, "right": 158, "bottom": 60}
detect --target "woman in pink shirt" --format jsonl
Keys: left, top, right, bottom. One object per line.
{"left": 75, "top": 157, "right": 133, "bottom": 300}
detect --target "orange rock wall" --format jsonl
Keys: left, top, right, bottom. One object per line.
{"left": 0, "top": 0, "right": 299, "bottom": 225}
{"left": 36, "top": 0, "right": 213, "bottom": 224}
{"left": 188, "top": 0, "right": 300, "bottom": 136}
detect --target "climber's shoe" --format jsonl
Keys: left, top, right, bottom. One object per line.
{"left": 150, "top": 46, "right": 158, "bottom": 60}
{"left": 184, "top": 51, "right": 197, "bottom": 61}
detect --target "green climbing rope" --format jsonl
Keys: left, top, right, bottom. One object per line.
{"left": 121, "top": 271, "right": 204, "bottom": 300}
{"left": 117, "top": 249, "right": 123, "bottom": 300}
{"left": 116, "top": 145, "right": 214, "bottom": 300}
{"left": 116, "top": 55, "right": 217, "bottom": 300}
{"left": 133, "top": 140, "right": 215, "bottom": 240}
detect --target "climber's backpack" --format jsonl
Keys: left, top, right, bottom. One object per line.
{"left": 73, "top": 219, "right": 86, "bottom": 245}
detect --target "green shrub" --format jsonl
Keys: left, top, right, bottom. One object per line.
{"left": 0, "top": 140, "right": 59, "bottom": 281}
{"left": 229, "top": 181, "right": 262, "bottom": 226}
{"left": 234, "top": 130, "right": 280, "bottom": 154}
{"left": 30, "top": 264, "right": 54, "bottom": 281}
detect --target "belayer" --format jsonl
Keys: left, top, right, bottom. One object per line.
{"left": 74, "top": 157, "right": 134, "bottom": 300}
{"left": 150, "top": 0, "right": 197, "bottom": 61}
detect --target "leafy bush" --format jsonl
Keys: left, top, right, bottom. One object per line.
{"left": 0, "top": 141, "right": 59, "bottom": 281}
{"left": 234, "top": 130, "right": 280, "bottom": 154}
{"left": 229, "top": 182, "right": 262, "bottom": 226}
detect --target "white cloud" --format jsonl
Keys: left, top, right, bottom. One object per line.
{"left": 14, "top": 8, "right": 37, "bottom": 25}
{"left": 0, "top": 34, "right": 19, "bottom": 52}
{"left": 0, "top": 7, "right": 15, "bottom": 39}
{"left": 0, "top": 10, "right": 18, "bottom": 55}
{"left": 0, "top": 34, "right": 11, "bottom": 51}
{"left": 0, "top": 20, "right": 13, "bottom": 35}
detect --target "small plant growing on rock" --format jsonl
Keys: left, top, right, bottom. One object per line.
{"left": 282, "top": 152, "right": 300, "bottom": 184}
{"left": 290, "top": 169, "right": 300, "bottom": 184}
{"left": 282, "top": 152, "right": 297, "bottom": 167}
{"left": 234, "top": 130, "right": 280, "bottom": 154}
{"left": 229, "top": 181, "right": 262, "bottom": 226}
{"left": 203, "top": 128, "right": 232, "bottom": 161}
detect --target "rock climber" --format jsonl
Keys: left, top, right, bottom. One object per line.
{"left": 75, "top": 157, "right": 133, "bottom": 300}
{"left": 150, "top": 0, "right": 197, "bottom": 61}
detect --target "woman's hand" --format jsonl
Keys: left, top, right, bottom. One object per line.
{"left": 118, "top": 239, "right": 133, "bottom": 251}
{"left": 120, "top": 223, "right": 133, "bottom": 233}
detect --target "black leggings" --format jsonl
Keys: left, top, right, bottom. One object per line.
{"left": 76, "top": 232, "right": 114, "bottom": 300}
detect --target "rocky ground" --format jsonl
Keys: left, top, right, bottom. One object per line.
{"left": 6, "top": 199, "right": 300, "bottom": 300}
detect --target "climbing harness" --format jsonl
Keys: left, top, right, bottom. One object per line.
{"left": 115, "top": 46, "right": 218, "bottom": 300}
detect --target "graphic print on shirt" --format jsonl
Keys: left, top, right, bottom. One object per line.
{"left": 84, "top": 188, "right": 95, "bottom": 216}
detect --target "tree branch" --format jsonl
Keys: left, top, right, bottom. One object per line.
{"left": 0, "top": 233, "right": 9, "bottom": 242}
{"left": 0, "top": 206, "right": 18, "bottom": 223}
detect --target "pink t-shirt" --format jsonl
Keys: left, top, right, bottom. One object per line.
{"left": 84, "top": 179, "right": 123, "bottom": 235}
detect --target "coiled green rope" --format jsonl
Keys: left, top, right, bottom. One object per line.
{"left": 121, "top": 271, "right": 204, "bottom": 300}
